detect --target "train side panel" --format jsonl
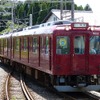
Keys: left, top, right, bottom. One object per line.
{"left": 11, "top": 33, "right": 53, "bottom": 74}
{"left": 40, "top": 35, "right": 52, "bottom": 71}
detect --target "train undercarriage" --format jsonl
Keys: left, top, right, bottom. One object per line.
{"left": 0, "top": 57, "right": 100, "bottom": 92}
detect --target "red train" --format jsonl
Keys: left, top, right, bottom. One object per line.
{"left": 0, "top": 20, "right": 100, "bottom": 92}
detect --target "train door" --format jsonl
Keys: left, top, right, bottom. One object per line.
{"left": 71, "top": 35, "right": 88, "bottom": 74}
{"left": 54, "top": 33, "right": 71, "bottom": 75}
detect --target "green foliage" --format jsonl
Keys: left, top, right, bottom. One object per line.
{"left": 17, "top": 3, "right": 24, "bottom": 19}
{"left": 0, "top": 21, "right": 26, "bottom": 34}
{"left": 37, "top": 2, "right": 49, "bottom": 24}
{"left": 0, "top": 1, "right": 92, "bottom": 33}
{"left": 77, "top": 5, "right": 84, "bottom": 10}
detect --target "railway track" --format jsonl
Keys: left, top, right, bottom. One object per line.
{"left": 0, "top": 63, "right": 99, "bottom": 100}
{"left": 0, "top": 63, "right": 9, "bottom": 100}
{"left": 4, "top": 69, "right": 63, "bottom": 100}
{"left": 5, "top": 71, "right": 37, "bottom": 100}
{"left": 83, "top": 90, "right": 100, "bottom": 100}
{"left": 20, "top": 74, "right": 35, "bottom": 100}
{"left": 52, "top": 85, "right": 100, "bottom": 100}
{"left": 5, "top": 71, "right": 26, "bottom": 100}
{"left": 24, "top": 75, "right": 100, "bottom": 100}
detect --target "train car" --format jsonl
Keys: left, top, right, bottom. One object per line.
{"left": 0, "top": 33, "right": 12, "bottom": 61}
{"left": 0, "top": 21, "right": 100, "bottom": 92}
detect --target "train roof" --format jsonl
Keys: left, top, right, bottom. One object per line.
{"left": 0, "top": 20, "right": 72, "bottom": 38}
{"left": 39, "top": 20, "right": 72, "bottom": 27}
{"left": 12, "top": 25, "right": 57, "bottom": 37}
{"left": 0, "top": 32, "right": 12, "bottom": 39}
{"left": 11, "top": 20, "right": 72, "bottom": 37}
{"left": 2, "top": 21, "right": 100, "bottom": 38}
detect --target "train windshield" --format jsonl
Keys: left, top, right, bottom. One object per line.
{"left": 89, "top": 36, "right": 100, "bottom": 54}
{"left": 56, "top": 36, "right": 70, "bottom": 54}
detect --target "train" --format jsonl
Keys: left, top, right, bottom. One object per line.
{"left": 0, "top": 20, "right": 100, "bottom": 92}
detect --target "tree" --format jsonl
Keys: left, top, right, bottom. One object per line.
{"left": 84, "top": 4, "right": 92, "bottom": 11}
{"left": 77, "top": 5, "right": 84, "bottom": 10}
{"left": 37, "top": 2, "right": 49, "bottom": 24}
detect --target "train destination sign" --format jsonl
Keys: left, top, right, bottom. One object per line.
{"left": 72, "top": 23, "right": 89, "bottom": 29}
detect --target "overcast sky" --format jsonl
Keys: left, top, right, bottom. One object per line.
{"left": 74, "top": 0, "right": 99, "bottom": 12}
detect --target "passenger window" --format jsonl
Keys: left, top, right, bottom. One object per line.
{"left": 89, "top": 36, "right": 100, "bottom": 54}
{"left": 40, "top": 36, "right": 44, "bottom": 53}
{"left": 23, "top": 37, "right": 27, "bottom": 51}
{"left": 56, "top": 36, "right": 70, "bottom": 54}
{"left": 45, "top": 37, "right": 49, "bottom": 54}
{"left": 8, "top": 38, "right": 11, "bottom": 49}
{"left": 4, "top": 39, "right": 7, "bottom": 49}
{"left": 74, "top": 36, "right": 85, "bottom": 54}
{"left": 15, "top": 38, "right": 20, "bottom": 51}
{"left": 32, "top": 37, "right": 38, "bottom": 54}
{"left": 1, "top": 39, "right": 3, "bottom": 48}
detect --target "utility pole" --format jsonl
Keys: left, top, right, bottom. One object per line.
{"left": 60, "top": 0, "right": 63, "bottom": 20}
{"left": 60, "top": 0, "right": 74, "bottom": 21}
{"left": 71, "top": 0, "right": 74, "bottom": 21}
{"left": 29, "top": 14, "right": 33, "bottom": 26}
{"left": 11, "top": 0, "right": 14, "bottom": 30}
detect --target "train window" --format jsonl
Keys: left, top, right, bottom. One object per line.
{"left": 89, "top": 36, "right": 100, "bottom": 54}
{"left": 32, "top": 37, "right": 38, "bottom": 53}
{"left": 45, "top": 37, "right": 49, "bottom": 54}
{"left": 23, "top": 37, "right": 27, "bottom": 51}
{"left": 4, "top": 39, "right": 7, "bottom": 50}
{"left": 40, "top": 36, "right": 45, "bottom": 54}
{"left": 0, "top": 39, "right": 3, "bottom": 54}
{"left": 74, "top": 36, "right": 85, "bottom": 54}
{"left": 56, "top": 36, "right": 70, "bottom": 54}
{"left": 15, "top": 38, "right": 20, "bottom": 51}
{"left": 1, "top": 39, "right": 3, "bottom": 47}
{"left": 8, "top": 38, "right": 10, "bottom": 49}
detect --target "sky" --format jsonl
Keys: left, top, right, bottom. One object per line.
{"left": 74, "top": 0, "right": 99, "bottom": 12}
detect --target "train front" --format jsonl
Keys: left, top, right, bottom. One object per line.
{"left": 53, "top": 23, "right": 100, "bottom": 92}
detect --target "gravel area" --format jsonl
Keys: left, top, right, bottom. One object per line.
{"left": 25, "top": 77, "right": 63, "bottom": 100}
{"left": 9, "top": 72, "right": 26, "bottom": 100}
{"left": 0, "top": 64, "right": 9, "bottom": 99}
{"left": 0, "top": 63, "right": 64, "bottom": 100}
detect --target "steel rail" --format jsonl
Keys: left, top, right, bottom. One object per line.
{"left": 20, "top": 74, "right": 35, "bottom": 100}
{"left": 84, "top": 91, "right": 100, "bottom": 100}
{"left": 5, "top": 73, "right": 11, "bottom": 100}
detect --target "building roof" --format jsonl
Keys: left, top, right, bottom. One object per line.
{"left": 42, "top": 9, "right": 100, "bottom": 25}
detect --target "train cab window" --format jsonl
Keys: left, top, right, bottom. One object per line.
{"left": 74, "top": 36, "right": 85, "bottom": 54}
{"left": 89, "top": 36, "right": 100, "bottom": 54}
{"left": 32, "top": 37, "right": 38, "bottom": 54}
{"left": 56, "top": 36, "right": 70, "bottom": 54}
